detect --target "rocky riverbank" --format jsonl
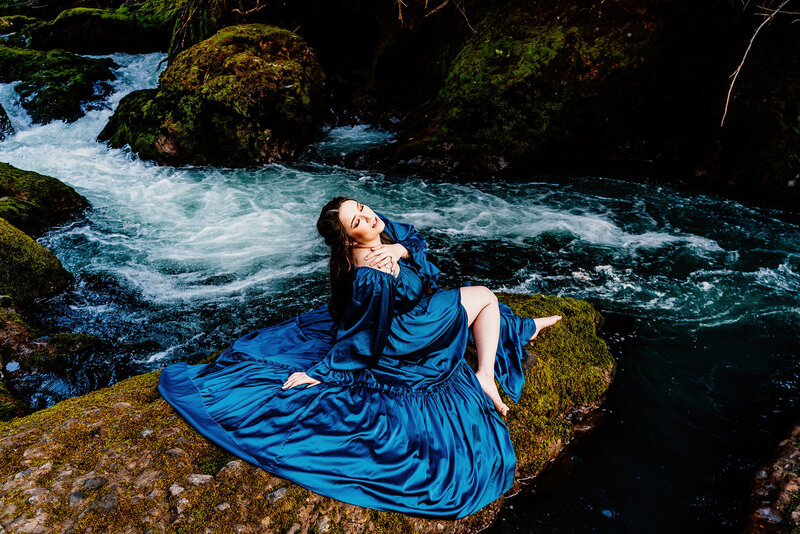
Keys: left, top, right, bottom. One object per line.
{"left": 0, "top": 292, "right": 615, "bottom": 533}
{"left": 0, "top": 162, "right": 104, "bottom": 420}
{"left": 746, "top": 422, "right": 800, "bottom": 533}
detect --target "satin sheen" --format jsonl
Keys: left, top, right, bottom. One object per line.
{"left": 158, "top": 212, "right": 538, "bottom": 519}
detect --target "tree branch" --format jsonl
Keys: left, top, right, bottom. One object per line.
{"left": 720, "top": 0, "right": 791, "bottom": 127}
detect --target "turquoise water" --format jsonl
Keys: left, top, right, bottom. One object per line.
{"left": 1, "top": 53, "right": 799, "bottom": 532}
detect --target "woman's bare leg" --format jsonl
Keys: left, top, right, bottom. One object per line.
{"left": 530, "top": 315, "right": 563, "bottom": 340}
{"left": 460, "top": 286, "right": 508, "bottom": 416}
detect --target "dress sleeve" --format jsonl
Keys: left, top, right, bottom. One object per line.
{"left": 374, "top": 210, "right": 441, "bottom": 291}
{"left": 305, "top": 269, "right": 395, "bottom": 385}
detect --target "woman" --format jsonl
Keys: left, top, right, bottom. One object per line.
{"left": 158, "top": 197, "right": 562, "bottom": 519}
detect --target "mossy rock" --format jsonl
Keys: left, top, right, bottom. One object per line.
{"left": 0, "top": 217, "right": 72, "bottom": 305}
{"left": 0, "top": 102, "right": 12, "bottom": 140}
{"left": 0, "top": 293, "right": 614, "bottom": 532}
{"left": 0, "top": 162, "right": 89, "bottom": 236}
{"left": 373, "top": 1, "right": 655, "bottom": 173}
{"left": 0, "top": 14, "right": 38, "bottom": 33}
{"left": 0, "top": 0, "right": 127, "bottom": 20}
{"left": 26, "top": 0, "right": 187, "bottom": 54}
{"left": 0, "top": 43, "right": 116, "bottom": 124}
{"left": 98, "top": 23, "right": 327, "bottom": 166}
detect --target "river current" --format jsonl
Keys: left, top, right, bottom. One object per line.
{"left": 1, "top": 53, "right": 799, "bottom": 533}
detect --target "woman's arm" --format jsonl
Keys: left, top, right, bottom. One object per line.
{"left": 284, "top": 269, "right": 396, "bottom": 387}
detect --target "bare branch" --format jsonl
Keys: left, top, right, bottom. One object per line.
{"left": 231, "top": 0, "right": 268, "bottom": 16}
{"left": 720, "top": 0, "right": 791, "bottom": 127}
{"left": 424, "top": 0, "right": 450, "bottom": 18}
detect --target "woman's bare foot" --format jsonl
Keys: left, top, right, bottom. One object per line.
{"left": 475, "top": 371, "right": 509, "bottom": 416}
{"left": 530, "top": 315, "right": 563, "bottom": 341}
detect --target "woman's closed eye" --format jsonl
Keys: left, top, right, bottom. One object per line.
{"left": 355, "top": 203, "right": 363, "bottom": 226}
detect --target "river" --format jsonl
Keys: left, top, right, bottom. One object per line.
{"left": 1, "top": 52, "right": 799, "bottom": 533}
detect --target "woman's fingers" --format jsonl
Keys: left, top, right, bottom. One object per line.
{"left": 282, "top": 372, "right": 321, "bottom": 389}
{"left": 363, "top": 245, "right": 383, "bottom": 261}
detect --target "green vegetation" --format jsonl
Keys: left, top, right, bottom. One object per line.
{"left": 98, "top": 24, "right": 327, "bottom": 166}
{"left": 0, "top": 44, "right": 116, "bottom": 123}
{"left": 0, "top": 217, "right": 72, "bottom": 305}
{"left": 27, "top": 0, "right": 187, "bottom": 54}
{"left": 0, "top": 162, "right": 88, "bottom": 236}
{"left": 434, "top": 4, "right": 646, "bottom": 164}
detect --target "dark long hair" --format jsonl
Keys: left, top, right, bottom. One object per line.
{"left": 316, "top": 197, "right": 394, "bottom": 326}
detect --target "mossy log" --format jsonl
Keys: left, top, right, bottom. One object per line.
{"left": 0, "top": 293, "right": 615, "bottom": 533}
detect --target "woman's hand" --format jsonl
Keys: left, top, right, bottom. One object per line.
{"left": 282, "top": 372, "right": 321, "bottom": 389}
{"left": 364, "top": 244, "right": 408, "bottom": 272}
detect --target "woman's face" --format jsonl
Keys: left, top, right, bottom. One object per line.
{"left": 338, "top": 199, "right": 385, "bottom": 245}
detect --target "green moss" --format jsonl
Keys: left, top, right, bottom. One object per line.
{"left": 0, "top": 162, "right": 88, "bottom": 236}
{"left": 435, "top": 4, "right": 646, "bottom": 162}
{"left": 0, "top": 379, "right": 25, "bottom": 421}
{"left": 27, "top": 0, "right": 187, "bottom": 54}
{"left": 492, "top": 293, "right": 614, "bottom": 476}
{"left": 0, "top": 44, "right": 116, "bottom": 123}
{"left": 0, "top": 217, "right": 72, "bottom": 305}
{"left": 99, "top": 24, "right": 326, "bottom": 167}
{"left": 370, "top": 510, "right": 414, "bottom": 533}
{"left": 0, "top": 14, "right": 38, "bottom": 32}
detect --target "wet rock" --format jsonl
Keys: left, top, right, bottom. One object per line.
{"left": 25, "top": 0, "right": 183, "bottom": 55}
{"left": 186, "top": 474, "right": 212, "bottom": 485}
{"left": 267, "top": 487, "right": 287, "bottom": 505}
{"left": 68, "top": 490, "right": 86, "bottom": 507}
{"left": 0, "top": 218, "right": 72, "bottom": 306}
{"left": 98, "top": 24, "right": 327, "bottom": 167}
{"left": 82, "top": 476, "right": 107, "bottom": 490}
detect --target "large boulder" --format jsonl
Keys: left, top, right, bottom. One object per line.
{"left": 0, "top": 44, "right": 116, "bottom": 124}
{"left": 362, "top": 0, "right": 742, "bottom": 175}
{"left": 0, "top": 162, "right": 89, "bottom": 237}
{"left": 98, "top": 24, "right": 327, "bottom": 166}
{"left": 0, "top": 293, "right": 615, "bottom": 533}
{"left": 0, "top": 217, "right": 72, "bottom": 306}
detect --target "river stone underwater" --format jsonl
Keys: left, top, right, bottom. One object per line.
{"left": 1, "top": 53, "right": 799, "bottom": 533}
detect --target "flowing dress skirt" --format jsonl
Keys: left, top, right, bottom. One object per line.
{"left": 158, "top": 288, "right": 537, "bottom": 519}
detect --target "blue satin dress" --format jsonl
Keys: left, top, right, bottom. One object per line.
{"left": 158, "top": 212, "right": 538, "bottom": 519}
